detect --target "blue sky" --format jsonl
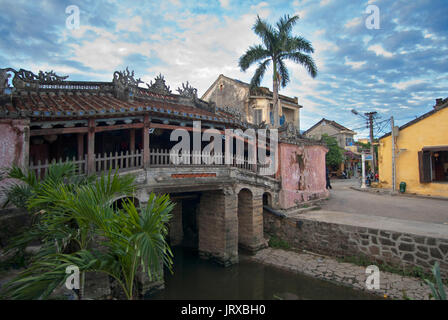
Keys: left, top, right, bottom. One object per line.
{"left": 0, "top": 0, "right": 447, "bottom": 138}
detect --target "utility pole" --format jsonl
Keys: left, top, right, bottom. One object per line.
{"left": 391, "top": 116, "right": 398, "bottom": 192}
{"left": 365, "top": 111, "right": 377, "bottom": 175}
{"left": 361, "top": 151, "right": 367, "bottom": 189}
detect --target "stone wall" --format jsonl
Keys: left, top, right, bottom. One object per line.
{"left": 237, "top": 188, "right": 265, "bottom": 253}
{"left": 197, "top": 189, "right": 238, "bottom": 266}
{"left": 278, "top": 142, "right": 329, "bottom": 209}
{"left": 0, "top": 119, "right": 30, "bottom": 206}
{"left": 169, "top": 201, "right": 183, "bottom": 246}
{"left": 0, "top": 208, "right": 31, "bottom": 248}
{"left": 264, "top": 211, "right": 448, "bottom": 278}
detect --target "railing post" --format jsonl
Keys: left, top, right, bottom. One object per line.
{"left": 143, "top": 115, "right": 150, "bottom": 169}
{"left": 87, "top": 118, "right": 96, "bottom": 174}
{"left": 77, "top": 133, "right": 84, "bottom": 160}
{"left": 130, "top": 128, "right": 135, "bottom": 153}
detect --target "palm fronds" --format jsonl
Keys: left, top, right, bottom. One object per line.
{"left": 1, "top": 163, "right": 173, "bottom": 300}
{"left": 238, "top": 13, "right": 317, "bottom": 127}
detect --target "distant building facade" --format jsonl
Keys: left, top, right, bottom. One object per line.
{"left": 303, "top": 118, "right": 356, "bottom": 150}
{"left": 303, "top": 118, "right": 358, "bottom": 175}
{"left": 202, "top": 74, "right": 302, "bottom": 130}
{"left": 379, "top": 98, "right": 448, "bottom": 197}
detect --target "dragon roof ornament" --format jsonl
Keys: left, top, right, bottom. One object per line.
{"left": 113, "top": 67, "right": 143, "bottom": 88}
{"left": 177, "top": 81, "right": 198, "bottom": 99}
{"left": 1, "top": 67, "right": 69, "bottom": 90}
{"left": 147, "top": 73, "right": 171, "bottom": 95}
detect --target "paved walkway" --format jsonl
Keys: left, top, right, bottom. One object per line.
{"left": 251, "top": 248, "right": 438, "bottom": 300}
{"left": 321, "top": 179, "right": 448, "bottom": 224}
{"left": 300, "top": 210, "right": 448, "bottom": 239}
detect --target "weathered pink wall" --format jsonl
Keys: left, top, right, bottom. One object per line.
{"left": 278, "top": 142, "right": 329, "bottom": 209}
{"left": 0, "top": 119, "right": 29, "bottom": 205}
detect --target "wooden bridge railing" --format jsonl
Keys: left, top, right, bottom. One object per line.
{"left": 29, "top": 148, "right": 275, "bottom": 178}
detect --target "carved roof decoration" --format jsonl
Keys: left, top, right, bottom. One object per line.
{"left": 177, "top": 81, "right": 198, "bottom": 99}
{"left": 278, "top": 122, "right": 327, "bottom": 147}
{"left": 113, "top": 67, "right": 143, "bottom": 88}
{"left": 217, "top": 105, "right": 242, "bottom": 120}
{"left": 1, "top": 67, "right": 69, "bottom": 91}
{"left": 0, "top": 67, "right": 263, "bottom": 132}
{"left": 147, "top": 73, "right": 171, "bottom": 95}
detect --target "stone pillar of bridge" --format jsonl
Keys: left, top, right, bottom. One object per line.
{"left": 237, "top": 187, "right": 266, "bottom": 253}
{"left": 169, "top": 200, "right": 183, "bottom": 246}
{"left": 198, "top": 188, "right": 238, "bottom": 266}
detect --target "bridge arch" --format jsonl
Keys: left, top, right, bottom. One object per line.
{"left": 112, "top": 196, "right": 141, "bottom": 210}
{"left": 262, "top": 192, "right": 272, "bottom": 207}
{"left": 237, "top": 187, "right": 265, "bottom": 253}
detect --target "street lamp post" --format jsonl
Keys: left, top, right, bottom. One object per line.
{"left": 361, "top": 152, "right": 367, "bottom": 189}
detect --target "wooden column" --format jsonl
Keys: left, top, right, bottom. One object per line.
{"left": 77, "top": 133, "right": 84, "bottom": 159}
{"left": 130, "top": 128, "right": 135, "bottom": 152}
{"left": 143, "top": 115, "right": 150, "bottom": 168}
{"left": 87, "top": 119, "right": 96, "bottom": 174}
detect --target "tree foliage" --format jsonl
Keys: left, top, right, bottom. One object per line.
{"left": 239, "top": 14, "right": 317, "bottom": 127}
{"left": 321, "top": 134, "right": 344, "bottom": 168}
{"left": 0, "top": 163, "right": 174, "bottom": 300}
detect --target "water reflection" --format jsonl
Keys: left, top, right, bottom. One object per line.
{"left": 147, "top": 248, "right": 378, "bottom": 300}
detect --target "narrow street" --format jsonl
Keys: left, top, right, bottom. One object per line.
{"left": 320, "top": 179, "right": 448, "bottom": 225}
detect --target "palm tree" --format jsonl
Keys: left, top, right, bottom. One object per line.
{"left": 239, "top": 14, "right": 317, "bottom": 128}
{"left": 1, "top": 165, "right": 174, "bottom": 300}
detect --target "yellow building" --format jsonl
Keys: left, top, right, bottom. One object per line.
{"left": 378, "top": 98, "right": 448, "bottom": 197}
{"left": 357, "top": 138, "right": 370, "bottom": 145}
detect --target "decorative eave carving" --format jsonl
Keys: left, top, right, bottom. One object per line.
{"left": 112, "top": 67, "right": 143, "bottom": 101}
{"left": 279, "top": 122, "right": 300, "bottom": 138}
{"left": 1, "top": 67, "right": 69, "bottom": 91}
{"left": 217, "top": 105, "right": 242, "bottom": 120}
{"left": 112, "top": 67, "right": 143, "bottom": 88}
{"left": 147, "top": 73, "right": 171, "bottom": 95}
{"left": 177, "top": 81, "right": 198, "bottom": 100}
{"left": 278, "top": 122, "right": 326, "bottom": 146}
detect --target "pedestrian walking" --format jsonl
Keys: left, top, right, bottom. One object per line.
{"left": 326, "top": 167, "right": 332, "bottom": 190}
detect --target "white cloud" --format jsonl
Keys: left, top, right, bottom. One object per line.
{"left": 344, "top": 57, "right": 366, "bottom": 70}
{"left": 368, "top": 44, "right": 394, "bottom": 58}
{"left": 115, "top": 16, "right": 143, "bottom": 33}
{"left": 219, "top": 0, "right": 230, "bottom": 8}
{"left": 68, "top": 37, "right": 152, "bottom": 71}
{"left": 141, "top": 7, "right": 273, "bottom": 95}
{"left": 167, "top": 0, "right": 181, "bottom": 6}
{"left": 344, "top": 17, "right": 361, "bottom": 28}
{"left": 392, "top": 79, "right": 424, "bottom": 90}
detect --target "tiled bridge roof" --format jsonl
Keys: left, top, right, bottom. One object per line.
{"left": 0, "top": 67, "right": 247, "bottom": 128}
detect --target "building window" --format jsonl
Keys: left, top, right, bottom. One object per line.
{"left": 346, "top": 137, "right": 354, "bottom": 146}
{"left": 418, "top": 147, "right": 448, "bottom": 183}
{"left": 254, "top": 109, "right": 263, "bottom": 125}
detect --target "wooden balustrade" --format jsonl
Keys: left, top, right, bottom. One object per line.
{"left": 29, "top": 155, "right": 87, "bottom": 178}
{"left": 29, "top": 148, "right": 274, "bottom": 178}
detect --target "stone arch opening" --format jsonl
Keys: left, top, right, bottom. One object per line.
{"left": 238, "top": 188, "right": 254, "bottom": 251}
{"left": 262, "top": 192, "right": 272, "bottom": 207}
{"left": 112, "top": 196, "right": 140, "bottom": 210}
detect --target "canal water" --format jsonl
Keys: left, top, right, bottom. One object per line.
{"left": 148, "top": 248, "right": 377, "bottom": 300}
